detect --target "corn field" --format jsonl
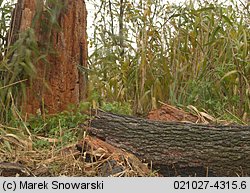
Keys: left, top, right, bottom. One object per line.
{"left": 88, "top": 0, "right": 250, "bottom": 123}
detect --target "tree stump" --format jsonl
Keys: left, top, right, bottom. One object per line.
{"left": 10, "top": 0, "right": 88, "bottom": 115}
{"left": 89, "top": 111, "right": 250, "bottom": 176}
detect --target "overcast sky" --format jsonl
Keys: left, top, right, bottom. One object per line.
{"left": 2, "top": 0, "right": 186, "bottom": 36}
{"left": 85, "top": 0, "right": 186, "bottom": 37}
{"left": 2, "top": 0, "right": 245, "bottom": 43}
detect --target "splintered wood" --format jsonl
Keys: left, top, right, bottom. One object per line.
{"left": 76, "top": 136, "right": 152, "bottom": 177}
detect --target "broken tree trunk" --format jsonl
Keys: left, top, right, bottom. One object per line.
{"left": 10, "top": 0, "right": 88, "bottom": 115}
{"left": 89, "top": 111, "right": 250, "bottom": 177}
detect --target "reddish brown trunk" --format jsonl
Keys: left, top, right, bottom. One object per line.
{"left": 11, "top": 0, "right": 88, "bottom": 115}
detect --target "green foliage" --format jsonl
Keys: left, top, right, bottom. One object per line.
{"left": 165, "top": 0, "right": 249, "bottom": 122}
{"left": 33, "top": 139, "right": 50, "bottom": 149}
{"left": 89, "top": 0, "right": 250, "bottom": 123}
{"left": 1, "top": 102, "right": 89, "bottom": 151}
{"left": 1, "top": 0, "right": 249, "bottom": 125}
{"left": 0, "top": 28, "right": 40, "bottom": 122}
{"left": 28, "top": 103, "right": 88, "bottom": 147}
{"left": 102, "top": 101, "right": 132, "bottom": 115}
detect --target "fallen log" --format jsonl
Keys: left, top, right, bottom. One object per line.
{"left": 89, "top": 111, "right": 250, "bottom": 176}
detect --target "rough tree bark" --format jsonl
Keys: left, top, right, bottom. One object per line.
{"left": 10, "top": 0, "right": 88, "bottom": 115}
{"left": 89, "top": 111, "right": 250, "bottom": 176}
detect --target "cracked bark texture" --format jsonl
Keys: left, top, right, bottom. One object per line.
{"left": 12, "top": 0, "right": 88, "bottom": 114}
{"left": 90, "top": 111, "right": 250, "bottom": 176}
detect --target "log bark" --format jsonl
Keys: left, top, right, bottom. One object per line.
{"left": 89, "top": 111, "right": 250, "bottom": 176}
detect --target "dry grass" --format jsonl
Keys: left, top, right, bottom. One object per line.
{"left": 0, "top": 126, "right": 157, "bottom": 177}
